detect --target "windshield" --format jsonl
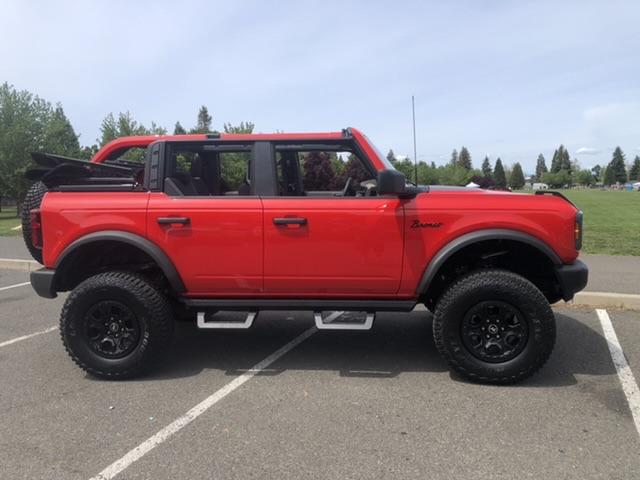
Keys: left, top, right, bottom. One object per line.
{"left": 361, "top": 133, "right": 395, "bottom": 170}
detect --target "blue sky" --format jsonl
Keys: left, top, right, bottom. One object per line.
{"left": 2, "top": 0, "right": 639, "bottom": 173}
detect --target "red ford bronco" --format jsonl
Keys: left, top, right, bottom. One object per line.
{"left": 24, "top": 128, "right": 587, "bottom": 383}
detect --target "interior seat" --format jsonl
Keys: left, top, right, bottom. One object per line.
{"left": 165, "top": 172, "right": 198, "bottom": 196}
{"left": 189, "top": 157, "right": 210, "bottom": 195}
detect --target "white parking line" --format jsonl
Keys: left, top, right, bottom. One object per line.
{"left": 0, "top": 281, "right": 30, "bottom": 292}
{"left": 597, "top": 309, "right": 640, "bottom": 437}
{"left": 0, "top": 326, "right": 57, "bottom": 348}
{"left": 89, "top": 325, "right": 317, "bottom": 480}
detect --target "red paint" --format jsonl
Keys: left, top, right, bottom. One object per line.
{"left": 146, "top": 193, "right": 263, "bottom": 294}
{"left": 41, "top": 129, "right": 581, "bottom": 300}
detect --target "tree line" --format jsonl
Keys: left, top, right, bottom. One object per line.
{"left": 389, "top": 144, "right": 640, "bottom": 189}
{"left": 2, "top": 82, "right": 639, "bottom": 207}
{"left": 388, "top": 146, "right": 523, "bottom": 189}
{"left": 0, "top": 83, "right": 253, "bottom": 205}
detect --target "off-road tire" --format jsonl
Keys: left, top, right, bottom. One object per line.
{"left": 21, "top": 181, "right": 47, "bottom": 264}
{"left": 60, "top": 271, "right": 174, "bottom": 379}
{"left": 433, "top": 269, "right": 555, "bottom": 384}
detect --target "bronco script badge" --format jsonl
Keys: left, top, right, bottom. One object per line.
{"left": 411, "top": 220, "right": 443, "bottom": 228}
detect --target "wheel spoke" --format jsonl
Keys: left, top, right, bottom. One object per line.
{"left": 461, "top": 301, "right": 529, "bottom": 363}
{"left": 83, "top": 300, "right": 140, "bottom": 359}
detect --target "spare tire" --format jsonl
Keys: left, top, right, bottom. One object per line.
{"left": 21, "top": 181, "right": 47, "bottom": 264}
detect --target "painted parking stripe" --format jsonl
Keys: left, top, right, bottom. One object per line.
{"left": 0, "top": 326, "right": 57, "bottom": 348}
{"left": 597, "top": 309, "right": 640, "bottom": 437}
{"left": 0, "top": 281, "right": 30, "bottom": 292}
{"left": 89, "top": 325, "right": 318, "bottom": 480}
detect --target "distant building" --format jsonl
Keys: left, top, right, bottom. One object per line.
{"left": 532, "top": 183, "right": 549, "bottom": 191}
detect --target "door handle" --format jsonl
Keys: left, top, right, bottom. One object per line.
{"left": 157, "top": 216, "right": 191, "bottom": 225}
{"left": 273, "top": 217, "right": 307, "bottom": 226}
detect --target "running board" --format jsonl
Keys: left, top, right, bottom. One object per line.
{"left": 197, "top": 311, "right": 256, "bottom": 329}
{"left": 314, "top": 311, "right": 374, "bottom": 330}
{"left": 182, "top": 298, "right": 416, "bottom": 312}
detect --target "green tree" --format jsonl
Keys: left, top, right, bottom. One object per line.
{"left": 391, "top": 158, "right": 414, "bottom": 180}
{"left": 149, "top": 122, "right": 167, "bottom": 135}
{"left": 43, "top": 105, "right": 80, "bottom": 157}
{"left": 78, "top": 144, "right": 99, "bottom": 160}
{"left": 493, "top": 158, "right": 507, "bottom": 189}
{"left": 173, "top": 121, "right": 186, "bottom": 135}
{"left": 330, "top": 154, "right": 346, "bottom": 178}
{"left": 223, "top": 121, "right": 254, "bottom": 134}
{"left": 607, "top": 146, "right": 627, "bottom": 184}
{"left": 191, "top": 105, "right": 213, "bottom": 134}
{"left": 437, "top": 164, "right": 472, "bottom": 186}
{"left": 535, "top": 154, "right": 548, "bottom": 181}
{"left": 386, "top": 149, "right": 396, "bottom": 163}
{"left": 0, "top": 83, "right": 80, "bottom": 208}
{"left": 449, "top": 149, "right": 458, "bottom": 166}
{"left": 302, "top": 151, "right": 335, "bottom": 190}
{"left": 481, "top": 156, "right": 492, "bottom": 176}
{"left": 457, "top": 146, "right": 472, "bottom": 170}
{"left": 338, "top": 154, "right": 370, "bottom": 185}
{"left": 591, "top": 164, "right": 602, "bottom": 182}
{"left": 576, "top": 169, "right": 595, "bottom": 186}
{"left": 416, "top": 161, "right": 439, "bottom": 185}
{"left": 509, "top": 162, "right": 525, "bottom": 189}
{"left": 603, "top": 165, "right": 615, "bottom": 186}
{"left": 542, "top": 170, "right": 571, "bottom": 188}
{"left": 99, "top": 111, "right": 150, "bottom": 146}
{"left": 550, "top": 145, "right": 570, "bottom": 174}
{"left": 629, "top": 156, "right": 640, "bottom": 182}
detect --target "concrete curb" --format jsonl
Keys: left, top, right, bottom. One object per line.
{"left": 0, "top": 258, "right": 40, "bottom": 272}
{"left": 569, "top": 291, "right": 640, "bottom": 311}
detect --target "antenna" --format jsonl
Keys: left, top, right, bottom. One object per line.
{"left": 412, "top": 95, "right": 418, "bottom": 184}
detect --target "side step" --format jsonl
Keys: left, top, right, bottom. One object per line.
{"left": 196, "top": 310, "right": 376, "bottom": 330}
{"left": 314, "top": 311, "right": 374, "bottom": 330}
{"left": 197, "top": 311, "right": 256, "bottom": 329}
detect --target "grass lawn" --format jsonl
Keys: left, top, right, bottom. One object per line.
{"left": 549, "top": 189, "right": 639, "bottom": 256}
{"left": 0, "top": 207, "right": 21, "bottom": 236}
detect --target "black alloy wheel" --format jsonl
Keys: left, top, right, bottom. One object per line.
{"left": 460, "top": 301, "right": 529, "bottom": 363}
{"left": 83, "top": 300, "right": 141, "bottom": 359}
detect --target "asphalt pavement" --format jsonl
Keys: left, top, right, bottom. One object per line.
{"left": 1, "top": 268, "right": 640, "bottom": 479}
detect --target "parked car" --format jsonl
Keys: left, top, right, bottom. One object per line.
{"left": 23, "top": 128, "right": 588, "bottom": 384}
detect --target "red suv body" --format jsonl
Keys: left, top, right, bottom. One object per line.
{"left": 25, "top": 127, "right": 587, "bottom": 383}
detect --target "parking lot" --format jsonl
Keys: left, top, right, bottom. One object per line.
{"left": 1, "top": 267, "right": 639, "bottom": 480}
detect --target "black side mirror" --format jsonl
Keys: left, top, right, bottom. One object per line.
{"left": 377, "top": 169, "right": 418, "bottom": 198}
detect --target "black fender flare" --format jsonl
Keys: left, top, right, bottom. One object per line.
{"left": 54, "top": 230, "right": 186, "bottom": 293}
{"left": 416, "top": 228, "right": 562, "bottom": 295}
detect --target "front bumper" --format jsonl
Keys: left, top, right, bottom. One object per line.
{"left": 555, "top": 259, "right": 588, "bottom": 301}
{"left": 30, "top": 268, "right": 57, "bottom": 299}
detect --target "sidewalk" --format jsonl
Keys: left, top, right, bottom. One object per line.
{"left": 0, "top": 236, "right": 637, "bottom": 294}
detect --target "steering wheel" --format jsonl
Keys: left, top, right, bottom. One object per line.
{"left": 340, "top": 177, "right": 353, "bottom": 197}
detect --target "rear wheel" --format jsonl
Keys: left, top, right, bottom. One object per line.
{"left": 60, "top": 271, "right": 174, "bottom": 379}
{"left": 21, "top": 181, "right": 47, "bottom": 263}
{"left": 433, "top": 269, "right": 555, "bottom": 384}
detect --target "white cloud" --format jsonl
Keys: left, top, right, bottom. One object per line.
{"left": 576, "top": 147, "right": 601, "bottom": 155}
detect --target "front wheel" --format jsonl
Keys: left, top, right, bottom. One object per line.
{"left": 433, "top": 269, "right": 555, "bottom": 384}
{"left": 60, "top": 272, "right": 174, "bottom": 379}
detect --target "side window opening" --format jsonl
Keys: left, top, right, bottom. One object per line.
{"left": 275, "top": 149, "right": 374, "bottom": 197}
{"left": 164, "top": 144, "right": 254, "bottom": 196}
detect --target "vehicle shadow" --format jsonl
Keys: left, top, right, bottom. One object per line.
{"left": 144, "top": 309, "right": 614, "bottom": 388}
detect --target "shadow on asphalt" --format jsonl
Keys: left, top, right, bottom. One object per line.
{"left": 109, "top": 310, "right": 615, "bottom": 387}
